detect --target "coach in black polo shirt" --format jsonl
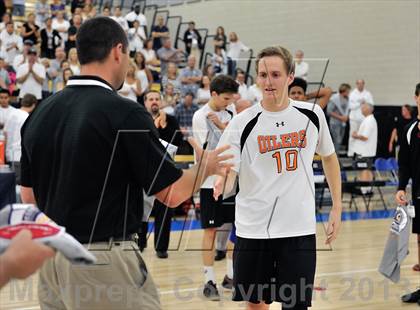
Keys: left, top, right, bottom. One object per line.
{"left": 20, "top": 17, "right": 232, "bottom": 309}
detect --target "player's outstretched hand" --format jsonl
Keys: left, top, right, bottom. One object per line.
{"left": 188, "top": 137, "right": 233, "bottom": 177}
{"left": 1, "top": 230, "right": 55, "bottom": 280}
{"left": 395, "top": 190, "right": 408, "bottom": 205}
{"left": 325, "top": 207, "right": 341, "bottom": 245}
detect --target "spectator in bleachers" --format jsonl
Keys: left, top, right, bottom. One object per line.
{"left": 0, "top": 13, "right": 12, "bottom": 34}
{"left": 141, "top": 38, "right": 160, "bottom": 81}
{"left": 235, "top": 69, "right": 249, "bottom": 100}
{"left": 118, "top": 61, "right": 142, "bottom": 102}
{"left": 203, "top": 63, "right": 215, "bottom": 81}
{"left": 162, "top": 83, "right": 179, "bottom": 115}
{"left": 348, "top": 79, "right": 374, "bottom": 156}
{"left": 52, "top": 11, "right": 70, "bottom": 44}
{"left": 180, "top": 55, "right": 202, "bottom": 96}
{"left": 128, "top": 20, "right": 146, "bottom": 58}
{"left": 174, "top": 91, "right": 199, "bottom": 138}
{"left": 125, "top": 3, "right": 147, "bottom": 30}
{"left": 288, "top": 77, "right": 332, "bottom": 109}
{"left": 197, "top": 75, "right": 211, "bottom": 106}
{"left": 226, "top": 32, "right": 249, "bottom": 76}
{"left": 21, "top": 13, "right": 40, "bottom": 46}
{"left": 388, "top": 104, "right": 414, "bottom": 155}
{"left": 16, "top": 47, "right": 45, "bottom": 101}
{"left": 13, "top": 40, "right": 33, "bottom": 72}
{"left": 0, "top": 22, "right": 23, "bottom": 66}
{"left": 213, "top": 26, "right": 226, "bottom": 51}
{"left": 50, "top": 0, "right": 65, "bottom": 18}
{"left": 71, "top": 0, "right": 85, "bottom": 14}
{"left": 81, "top": 3, "right": 96, "bottom": 21}
{"left": 352, "top": 102, "right": 377, "bottom": 194}
{"left": 111, "top": 6, "right": 128, "bottom": 33}
{"left": 157, "top": 38, "right": 183, "bottom": 76}
{"left": 35, "top": 0, "right": 50, "bottom": 28}
{"left": 12, "top": 0, "right": 25, "bottom": 17}
{"left": 294, "top": 49, "right": 309, "bottom": 80}
{"left": 161, "top": 62, "right": 181, "bottom": 95}
{"left": 55, "top": 67, "right": 73, "bottom": 92}
{"left": 40, "top": 57, "right": 52, "bottom": 98}
{"left": 327, "top": 83, "right": 351, "bottom": 151}
{"left": 151, "top": 15, "right": 169, "bottom": 51}
{"left": 134, "top": 52, "right": 151, "bottom": 98}
{"left": 0, "top": 57, "right": 11, "bottom": 91}
{"left": 65, "top": 14, "right": 82, "bottom": 54}
{"left": 211, "top": 46, "right": 227, "bottom": 74}
{"left": 40, "top": 17, "right": 61, "bottom": 59}
{"left": 48, "top": 47, "right": 66, "bottom": 92}
{"left": 3, "top": 93, "right": 36, "bottom": 176}
{"left": 67, "top": 48, "right": 80, "bottom": 75}
{"left": 0, "top": 89, "right": 15, "bottom": 128}
{"left": 183, "top": 21, "right": 202, "bottom": 57}
{"left": 101, "top": 6, "right": 111, "bottom": 17}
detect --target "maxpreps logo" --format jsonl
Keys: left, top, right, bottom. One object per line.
{"left": 257, "top": 130, "right": 307, "bottom": 154}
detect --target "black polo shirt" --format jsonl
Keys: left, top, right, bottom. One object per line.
{"left": 21, "top": 76, "right": 183, "bottom": 243}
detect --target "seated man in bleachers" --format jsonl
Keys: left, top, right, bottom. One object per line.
{"left": 157, "top": 38, "right": 183, "bottom": 76}
{"left": 352, "top": 102, "right": 378, "bottom": 194}
{"left": 179, "top": 55, "right": 202, "bottom": 97}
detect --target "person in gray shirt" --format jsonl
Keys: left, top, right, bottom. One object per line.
{"left": 327, "top": 83, "right": 351, "bottom": 151}
{"left": 157, "top": 38, "right": 183, "bottom": 76}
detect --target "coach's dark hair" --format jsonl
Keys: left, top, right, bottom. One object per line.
{"left": 288, "top": 77, "right": 307, "bottom": 93}
{"left": 415, "top": 83, "right": 420, "bottom": 96}
{"left": 76, "top": 17, "right": 128, "bottom": 65}
{"left": 21, "top": 94, "right": 37, "bottom": 107}
{"left": 210, "top": 74, "right": 239, "bottom": 95}
{"left": 0, "top": 89, "right": 9, "bottom": 95}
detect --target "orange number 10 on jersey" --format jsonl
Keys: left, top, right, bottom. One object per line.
{"left": 271, "top": 150, "right": 298, "bottom": 173}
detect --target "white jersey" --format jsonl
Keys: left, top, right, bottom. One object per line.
{"left": 193, "top": 102, "right": 236, "bottom": 188}
{"left": 3, "top": 108, "right": 29, "bottom": 162}
{"left": 218, "top": 100, "right": 335, "bottom": 239}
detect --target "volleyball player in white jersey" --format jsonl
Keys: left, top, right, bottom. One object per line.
{"left": 215, "top": 46, "right": 342, "bottom": 310}
{"left": 192, "top": 74, "right": 238, "bottom": 300}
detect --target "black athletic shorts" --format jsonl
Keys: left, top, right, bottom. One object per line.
{"left": 232, "top": 234, "right": 316, "bottom": 307}
{"left": 199, "top": 188, "right": 235, "bottom": 229}
{"left": 413, "top": 198, "right": 420, "bottom": 234}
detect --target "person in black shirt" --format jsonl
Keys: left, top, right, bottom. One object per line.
{"left": 151, "top": 15, "right": 169, "bottom": 51}
{"left": 20, "top": 17, "right": 232, "bottom": 309}
{"left": 183, "top": 21, "right": 202, "bottom": 55}
{"left": 40, "top": 17, "right": 62, "bottom": 59}
{"left": 397, "top": 83, "right": 420, "bottom": 304}
{"left": 388, "top": 104, "right": 414, "bottom": 155}
{"left": 141, "top": 90, "right": 183, "bottom": 259}
{"left": 21, "top": 13, "right": 40, "bottom": 45}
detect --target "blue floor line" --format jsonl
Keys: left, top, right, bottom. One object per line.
{"left": 146, "top": 209, "right": 395, "bottom": 233}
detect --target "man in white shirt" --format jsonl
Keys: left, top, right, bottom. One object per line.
{"left": 352, "top": 102, "right": 378, "bottom": 193}
{"left": 125, "top": 4, "right": 147, "bottom": 29}
{"left": 4, "top": 93, "right": 36, "bottom": 184}
{"left": 192, "top": 75, "right": 238, "bottom": 300}
{"left": 0, "top": 89, "right": 15, "bottom": 128}
{"left": 13, "top": 40, "right": 33, "bottom": 72}
{"left": 0, "top": 22, "right": 23, "bottom": 65}
{"left": 294, "top": 50, "right": 309, "bottom": 81}
{"left": 348, "top": 79, "right": 374, "bottom": 156}
{"left": 214, "top": 46, "right": 342, "bottom": 309}
{"left": 16, "top": 47, "right": 46, "bottom": 100}
{"left": 236, "top": 69, "right": 249, "bottom": 100}
{"left": 111, "top": 6, "right": 129, "bottom": 32}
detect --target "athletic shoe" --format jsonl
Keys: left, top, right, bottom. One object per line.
{"left": 203, "top": 281, "right": 220, "bottom": 301}
{"left": 214, "top": 250, "right": 226, "bottom": 261}
{"left": 221, "top": 274, "right": 233, "bottom": 289}
{"left": 401, "top": 289, "right": 420, "bottom": 303}
{"left": 156, "top": 251, "right": 168, "bottom": 259}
